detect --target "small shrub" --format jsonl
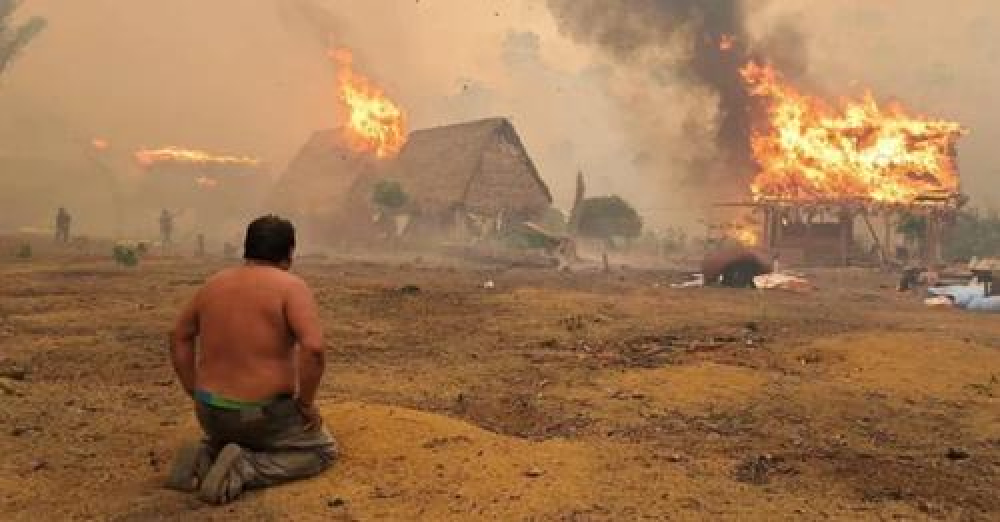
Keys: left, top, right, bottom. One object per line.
{"left": 112, "top": 245, "right": 139, "bottom": 267}
{"left": 15, "top": 243, "right": 32, "bottom": 259}
{"left": 504, "top": 226, "right": 553, "bottom": 250}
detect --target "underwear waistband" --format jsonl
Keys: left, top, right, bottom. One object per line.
{"left": 194, "top": 389, "right": 294, "bottom": 411}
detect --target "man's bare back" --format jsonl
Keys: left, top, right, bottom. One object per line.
{"left": 173, "top": 264, "right": 322, "bottom": 402}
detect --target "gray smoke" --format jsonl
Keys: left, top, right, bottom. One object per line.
{"left": 546, "top": 0, "right": 807, "bottom": 181}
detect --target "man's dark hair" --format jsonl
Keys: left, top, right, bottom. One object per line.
{"left": 244, "top": 215, "right": 296, "bottom": 264}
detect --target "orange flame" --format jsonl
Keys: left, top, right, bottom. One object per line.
{"left": 330, "top": 49, "right": 406, "bottom": 158}
{"left": 719, "top": 34, "right": 735, "bottom": 52}
{"left": 134, "top": 147, "right": 261, "bottom": 168}
{"left": 733, "top": 227, "right": 758, "bottom": 246}
{"left": 742, "top": 63, "right": 966, "bottom": 204}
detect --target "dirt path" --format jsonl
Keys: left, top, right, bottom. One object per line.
{"left": 1, "top": 259, "right": 997, "bottom": 520}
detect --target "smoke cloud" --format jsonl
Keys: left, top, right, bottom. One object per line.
{"left": 545, "top": 0, "right": 808, "bottom": 192}
{"left": 1, "top": 0, "right": 998, "bottom": 242}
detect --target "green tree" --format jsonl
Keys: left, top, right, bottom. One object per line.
{"left": 1, "top": 1, "right": 46, "bottom": 76}
{"left": 372, "top": 180, "right": 407, "bottom": 212}
{"left": 576, "top": 196, "right": 643, "bottom": 247}
{"left": 945, "top": 209, "right": 1000, "bottom": 260}
{"left": 897, "top": 213, "right": 927, "bottom": 257}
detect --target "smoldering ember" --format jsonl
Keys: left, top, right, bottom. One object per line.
{"left": 1, "top": 1, "right": 998, "bottom": 520}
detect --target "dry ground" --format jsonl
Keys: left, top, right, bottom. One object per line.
{"left": 0, "top": 250, "right": 998, "bottom": 520}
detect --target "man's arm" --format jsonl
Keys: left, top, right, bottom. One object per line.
{"left": 169, "top": 293, "right": 200, "bottom": 397}
{"left": 286, "top": 278, "right": 325, "bottom": 409}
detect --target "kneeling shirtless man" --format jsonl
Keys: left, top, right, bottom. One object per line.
{"left": 166, "top": 215, "right": 336, "bottom": 504}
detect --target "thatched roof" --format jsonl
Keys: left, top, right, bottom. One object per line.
{"left": 270, "top": 128, "right": 376, "bottom": 222}
{"left": 372, "top": 117, "right": 552, "bottom": 215}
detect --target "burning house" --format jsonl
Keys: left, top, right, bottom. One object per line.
{"left": 270, "top": 48, "right": 404, "bottom": 240}
{"left": 275, "top": 117, "right": 553, "bottom": 243}
{"left": 719, "top": 64, "right": 967, "bottom": 266}
{"left": 271, "top": 49, "right": 552, "bottom": 244}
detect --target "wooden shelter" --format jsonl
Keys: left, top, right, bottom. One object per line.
{"left": 716, "top": 191, "right": 963, "bottom": 267}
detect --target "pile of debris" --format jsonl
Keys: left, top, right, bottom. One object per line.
{"left": 672, "top": 247, "right": 814, "bottom": 292}
{"left": 923, "top": 258, "right": 1000, "bottom": 312}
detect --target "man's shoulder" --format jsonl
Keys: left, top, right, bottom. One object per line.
{"left": 208, "top": 265, "right": 309, "bottom": 289}
{"left": 279, "top": 270, "right": 311, "bottom": 291}
{"left": 204, "top": 266, "right": 239, "bottom": 284}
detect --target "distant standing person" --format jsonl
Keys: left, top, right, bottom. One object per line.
{"left": 166, "top": 215, "right": 336, "bottom": 505}
{"left": 160, "top": 209, "right": 174, "bottom": 246}
{"left": 55, "top": 207, "right": 71, "bottom": 243}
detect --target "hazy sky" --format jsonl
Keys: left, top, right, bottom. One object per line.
{"left": 1, "top": 0, "right": 997, "bottom": 234}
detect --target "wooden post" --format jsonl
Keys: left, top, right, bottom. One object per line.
{"left": 926, "top": 212, "right": 943, "bottom": 266}
{"left": 839, "top": 208, "right": 852, "bottom": 267}
{"left": 883, "top": 211, "right": 893, "bottom": 264}
{"left": 860, "top": 209, "right": 884, "bottom": 266}
{"left": 773, "top": 207, "right": 784, "bottom": 247}
{"left": 762, "top": 207, "right": 774, "bottom": 250}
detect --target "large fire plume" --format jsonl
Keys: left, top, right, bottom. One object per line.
{"left": 742, "top": 63, "right": 966, "bottom": 204}
{"left": 134, "top": 147, "right": 262, "bottom": 169}
{"left": 330, "top": 49, "right": 406, "bottom": 158}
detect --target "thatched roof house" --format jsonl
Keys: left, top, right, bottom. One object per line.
{"left": 272, "top": 118, "right": 552, "bottom": 242}
{"left": 365, "top": 117, "right": 552, "bottom": 220}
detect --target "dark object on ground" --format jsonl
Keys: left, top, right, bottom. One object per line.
{"left": 971, "top": 270, "right": 995, "bottom": 296}
{"left": 398, "top": 284, "right": 421, "bottom": 295}
{"left": 946, "top": 448, "right": 970, "bottom": 460}
{"left": 898, "top": 267, "right": 922, "bottom": 291}
{"left": 733, "top": 454, "right": 779, "bottom": 485}
{"left": 702, "top": 248, "right": 772, "bottom": 288}
{"left": 0, "top": 360, "right": 29, "bottom": 381}
{"left": 16, "top": 243, "right": 32, "bottom": 259}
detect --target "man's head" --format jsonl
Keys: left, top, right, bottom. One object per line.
{"left": 244, "top": 215, "right": 296, "bottom": 268}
